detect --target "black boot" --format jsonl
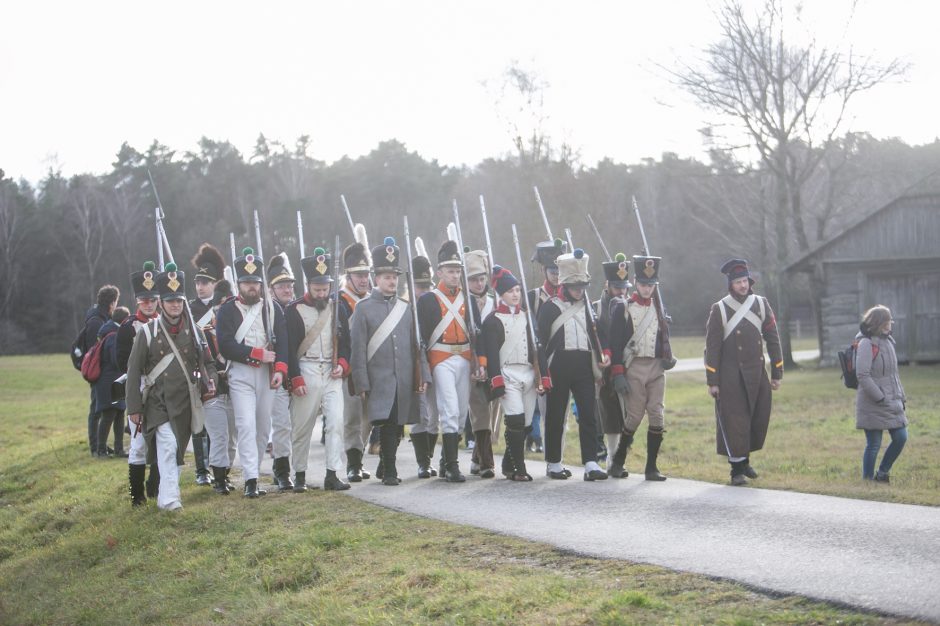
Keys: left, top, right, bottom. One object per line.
{"left": 244, "top": 478, "right": 266, "bottom": 497}
{"left": 193, "top": 428, "right": 212, "bottom": 485}
{"left": 145, "top": 463, "right": 160, "bottom": 498}
{"left": 293, "top": 471, "right": 307, "bottom": 493}
{"left": 224, "top": 467, "right": 234, "bottom": 491}
{"left": 212, "top": 466, "right": 230, "bottom": 495}
{"left": 743, "top": 456, "right": 759, "bottom": 479}
{"left": 645, "top": 430, "right": 667, "bottom": 481}
{"left": 730, "top": 460, "right": 748, "bottom": 486}
{"left": 412, "top": 432, "right": 432, "bottom": 478}
{"left": 442, "top": 433, "right": 465, "bottom": 483}
{"left": 346, "top": 448, "right": 364, "bottom": 482}
{"left": 608, "top": 432, "right": 634, "bottom": 479}
{"left": 129, "top": 464, "right": 147, "bottom": 506}
{"left": 272, "top": 457, "right": 294, "bottom": 491}
{"left": 380, "top": 422, "right": 401, "bottom": 486}
{"left": 427, "top": 433, "right": 439, "bottom": 477}
{"left": 324, "top": 469, "right": 351, "bottom": 491}
{"left": 504, "top": 415, "right": 532, "bottom": 481}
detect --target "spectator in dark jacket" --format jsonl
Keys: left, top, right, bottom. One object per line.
{"left": 93, "top": 307, "right": 129, "bottom": 457}
{"left": 83, "top": 285, "right": 120, "bottom": 456}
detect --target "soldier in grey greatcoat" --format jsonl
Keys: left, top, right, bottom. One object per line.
{"left": 350, "top": 236, "right": 429, "bottom": 485}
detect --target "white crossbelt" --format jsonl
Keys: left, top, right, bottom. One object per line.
{"left": 367, "top": 299, "right": 408, "bottom": 361}
{"left": 196, "top": 308, "right": 214, "bottom": 330}
{"left": 549, "top": 299, "right": 585, "bottom": 345}
{"left": 719, "top": 294, "right": 764, "bottom": 340}
{"left": 427, "top": 288, "right": 468, "bottom": 349}
{"left": 234, "top": 302, "right": 262, "bottom": 344}
{"left": 622, "top": 304, "right": 656, "bottom": 367}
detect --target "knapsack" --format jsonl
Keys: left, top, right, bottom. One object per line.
{"left": 838, "top": 338, "right": 879, "bottom": 390}
{"left": 81, "top": 330, "right": 116, "bottom": 383}
{"left": 70, "top": 309, "right": 107, "bottom": 370}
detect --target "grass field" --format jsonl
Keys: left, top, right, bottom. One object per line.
{"left": 0, "top": 355, "right": 931, "bottom": 625}
{"left": 668, "top": 335, "right": 819, "bottom": 360}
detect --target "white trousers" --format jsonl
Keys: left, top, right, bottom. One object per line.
{"left": 270, "top": 386, "right": 292, "bottom": 458}
{"left": 499, "top": 363, "right": 537, "bottom": 427}
{"left": 155, "top": 422, "right": 182, "bottom": 510}
{"left": 343, "top": 392, "right": 372, "bottom": 452}
{"left": 228, "top": 361, "right": 274, "bottom": 481}
{"left": 204, "top": 393, "right": 237, "bottom": 468}
{"left": 430, "top": 356, "right": 471, "bottom": 434}
{"left": 127, "top": 415, "right": 148, "bottom": 465}
{"left": 410, "top": 390, "right": 439, "bottom": 435}
{"left": 290, "top": 361, "right": 344, "bottom": 473}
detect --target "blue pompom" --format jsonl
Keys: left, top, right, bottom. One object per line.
{"left": 384, "top": 236, "right": 396, "bottom": 246}
{"left": 574, "top": 248, "right": 584, "bottom": 259}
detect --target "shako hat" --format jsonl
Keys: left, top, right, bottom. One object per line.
{"left": 234, "top": 247, "right": 264, "bottom": 283}
{"left": 267, "top": 252, "right": 295, "bottom": 286}
{"left": 301, "top": 247, "right": 334, "bottom": 284}
{"left": 633, "top": 255, "right": 661, "bottom": 285}
{"left": 130, "top": 261, "right": 160, "bottom": 299}
{"left": 156, "top": 262, "right": 187, "bottom": 300}
{"left": 557, "top": 249, "right": 591, "bottom": 286}
{"left": 603, "top": 252, "right": 631, "bottom": 288}
{"left": 465, "top": 249, "right": 490, "bottom": 278}
{"left": 343, "top": 223, "right": 372, "bottom": 273}
{"left": 412, "top": 236, "right": 433, "bottom": 286}
{"left": 437, "top": 240, "right": 462, "bottom": 268}
{"left": 372, "top": 237, "right": 402, "bottom": 274}
{"left": 720, "top": 258, "right": 754, "bottom": 285}
{"left": 532, "top": 238, "right": 568, "bottom": 269}
{"left": 190, "top": 243, "right": 225, "bottom": 282}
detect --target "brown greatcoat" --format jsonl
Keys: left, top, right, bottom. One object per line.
{"left": 126, "top": 317, "right": 217, "bottom": 465}
{"left": 704, "top": 292, "right": 783, "bottom": 457}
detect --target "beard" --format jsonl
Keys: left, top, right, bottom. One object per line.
{"left": 311, "top": 297, "right": 329, "bottom": 311}
{"left": 240, "top": 289, "right": 261, "bottom": 305}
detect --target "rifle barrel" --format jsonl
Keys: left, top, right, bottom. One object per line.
{"left": 533, "top": 186, "right": 554, "bottom": 241}
{"left": 479, "top": 194, "right": 494, "bottom": 269}
{"left": 586, "top": 214, "right": 612, "bottom": 261}
{"left": 297, "top": 210, "right": 306, "bottom": 283}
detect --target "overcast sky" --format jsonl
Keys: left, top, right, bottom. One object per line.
{"left": 1, "top": 0, "right": 936, "bottom": 183}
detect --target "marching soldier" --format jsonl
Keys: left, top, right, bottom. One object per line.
{"left": 595, "top": 253, "right": 631, "bottom": 467}
{"left": 189, "top": 243, "right": 226, "bottom": 486}
{"left": 537, "top": 248, "right": 610, "bottom": 481}
{"left": 350, "top": 236, "right": 428, "bottom": 486}
{"left": 203, "top": 279, "right": 239, "bottom": 494}
{"left": 267, "top": 253, "right": 296, "bottom": 491}
{"left": 126, "top": 263, "right": 217, "bottom": 511}
{"left": 525, "top": 238, "right": 566, "bottom": 453}
{"left": 417, "top": 236, "right": 483, "bottom": 483}
{"left": 217, "top": 247, "right": 289, "bottom": 498}
{"left": 340, "top": 226, "right": 375, "bottom": 482}
{"left": 407, "top": 238, "right": 440, "bottom": 478}
{"left": 465, "top": 248, "right": 500, "bottom": 478}
{"left": 120, "top": 261, "right": 161, "bottom": 506}
{"left": 607, "top": 256, "right": 673, "bottom": 481}
{"left": 705, "top": 259, "right": 783, "bottom": 485}
{"left": 481, "top": 266, "right": 549, "bottom": 481}
{"left": 287, "top": 247, "right": 351, "bottom": 492}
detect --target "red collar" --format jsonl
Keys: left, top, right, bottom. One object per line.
{"left": 630, "top": 293, "right": 652, "bottom": 306}
{"left": 542, "top": 280, "right": 559, "bottom": 297}
{"left": 135, "top": 310, "right": 157, "bottom": 323}
{"left": 496, "top": 302, "right": 522, "bottom": 314}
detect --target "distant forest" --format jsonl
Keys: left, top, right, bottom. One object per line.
{"left": 1, "top": 132, "right": 939, "bottom": 354}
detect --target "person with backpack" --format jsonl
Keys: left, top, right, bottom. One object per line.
{"left": 74, "top": 285, "right": 120, "bottom": 456}
{"left": 704, "top": 259, "right": 783, "bottom": 486}
{"left": 92, "top": 307, "right": 130, "bottom": 458}
{"left": 855, "top": 305, "right": 908, "bottom": 482}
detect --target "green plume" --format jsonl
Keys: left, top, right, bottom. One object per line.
{"left": 143, "top": 260, "right": 155, "bottom": 271}
{"left": 314, "top": 247, "right": 326, "bottom": 255}
{"left": 165, "top": 262, "right": 178, "bottom": 272}
{"left": 615, "top": 252, "right": 626, "bottom": 262}
{"left": 242, "top": 247, "right": 254, "bottom": 256}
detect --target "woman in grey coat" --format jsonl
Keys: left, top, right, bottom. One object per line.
{"left": 855, "top": 305, "right": 908, "bottom": 482}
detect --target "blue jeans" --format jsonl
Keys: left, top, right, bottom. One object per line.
{"left": 863, "top": 427, "right": 908, "bottom": 479}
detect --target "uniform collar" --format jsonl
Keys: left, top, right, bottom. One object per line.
{"left": 630, "top": 292, "right": 652, "bottom": 306}
{"left": 135, "top": 309, "right": 157, "bottom": 323}
{"left": 496, "top": 302, "right": 521, "bottom": 314}
{"left": 436, "top": 281, "right": 461, "bottom": 297}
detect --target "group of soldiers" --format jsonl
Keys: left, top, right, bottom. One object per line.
{"left": 105, "top": 216, "right": 784, "bottom": 510}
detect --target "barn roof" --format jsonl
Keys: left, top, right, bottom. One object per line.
{"left": 785, "top": 170, "right": 940, "bottom": 273}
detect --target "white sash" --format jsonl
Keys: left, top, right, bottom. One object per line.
{"left": 499, "top": 315, "right": 528, "bottom": 367}
{"left": 427, "top": 288, "right": 468, "bottom": 349}
{"left": 196, "top": 307, "right": 214, "bottom": 330}
{"left": 549, "top": 299, "right": 585, "bottom": 344}
{"left": 297, "top": 307, "right": 332, "bottom": 358}
{"left": 479, "top": 294, "right": 495, "bottom": 319}
{"left": 234, "top": 302, "right": 262, "bottom": 344}
{"left": 367, "top": 299, "right": 408, "bottom": 361}
{"left": 720, "top": 294, "right": 763, "bottom": 340}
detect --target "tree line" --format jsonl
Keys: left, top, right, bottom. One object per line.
{"left": 1, "top": 132, "right": 938, "bottom": 355}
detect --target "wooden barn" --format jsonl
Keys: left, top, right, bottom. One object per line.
{"left": 786, "top": 185, "right": 940, "bottom": 365}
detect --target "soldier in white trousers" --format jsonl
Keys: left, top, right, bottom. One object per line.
{"left": 216, "top": 247, "right": 289, "bottom": 498}
{"left": 287, "top": 246, "right": 351, "bottom": 492}
{"left": 267, "top": 253, "right": 297, "bottom": 491}
{"left": 202, "top": 278, "right": 238, "bottom": 494}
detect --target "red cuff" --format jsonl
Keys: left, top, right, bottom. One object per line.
{"left": 603, "top": 349, "right": 612, "bottom": 361}
{"left": 274, "top": 361, "right": 288, "bottom": 375}
{"left": 337, "top": 357, "right": 350, "bottom": 377}
{"left": 541, "top": 376, "right": 552, "bottom": 391}
{"left": 291, "top": 376, "right": 305, "bottom": 390}
{"left": 490, "top": 375, "right": 505, "bottom": 390}
{"left": 249, "top": 347, "right": 265, "bottom": 361}
{"left": 611, "top": 364, "right": 624, "bottom": 376}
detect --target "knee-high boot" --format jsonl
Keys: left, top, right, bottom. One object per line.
{"left": 412, "top": 432, "right": 432, "bottom": 478}
{"left": 504, "top": 414, "right": 531, "bottom": 481}
{"left": 129, "top": 464, "right": 146, "bottom": 506}
{"left": 608, "top": 431, "right": 634, "bottom": 479}
{"left": 442, "top": 433, "right": 465, "bottom": 483}
{"left": 644, "top": 430, "right": 666, "bottom": 481}
{"left": 427, "top": 433, "right": 439, "bottom": 477}
{"left": 380, "top": 422, "right": 401, "bottom": 486}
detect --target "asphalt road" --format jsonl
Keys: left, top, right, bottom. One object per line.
{"left": 260, "top": 428, "right": 940, "bottom": 622}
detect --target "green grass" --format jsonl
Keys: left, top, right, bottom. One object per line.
{"left": 560, "top": 362, "right": 940, "bottom": 506}
{"left": 0, "top": 355, "right": 928, "bottom": 624}
{"left": 669, "top": 335, "right": 818, "bottom": 360}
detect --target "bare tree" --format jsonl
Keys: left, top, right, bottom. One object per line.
{"left": 672, "top": 0, "right": 906, "bottom": 364}
{"left": 0, "top": 177, "right": 31, "bottom": 320}
{"left": 485, "top": 61, "right": 552, "bottom": 165}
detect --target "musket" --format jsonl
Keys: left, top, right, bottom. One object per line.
{"left": 532, "top": 186, "right": 553, "bottom": 241}
{"left": 253, "top": 210, "right": 276, "bottom": 352}
{"left": 563, "top": 228, "right": 606, "bottom": 369}
{"left": 403, "top": 216, "right": 426, "bottom": 391}
{"left": 332, "top": 235, "right": 341, "bottom": 371}
{"left": 229, "top": 233, "right": 237, "bottom": 269}
{"left": 479, "top": 194, "right": 495, "bottom": 269}
{"left": 451, "top": 200, "right": 480, "bottom": 373}
{"left": 585, "top": 214, "right": 612, "bottom": 262}
{"left": 297, "top": 211, "right": 307, "bottom": 283}
{"left": 631, "top": 195, "right": 675, "bottom": 364}
{"left": 564, "top": 227, "right": 574, "bottom": 252}
{"left": 340, "top": 195, "right": 374, "bottom": 290}
{"left": 511, "top": 224, "right": 544, "bottom": 393}
{"left": 155, "top": 208, "right": 165, "bottom": 271}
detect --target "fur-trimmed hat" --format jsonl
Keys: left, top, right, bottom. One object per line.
{"left": 267, "top": 252, "right": 295, "bottom": 286}
{"left": 603, "top": 252, "right": 631, "bottom": 288}
{"left": 557, "top": 249, "right": 590, "bottom": 286}
{"left": 191, "top": 243, "right": 226, "bottom": 282}
{"left": 130, "top": 261, "right": 160, "bottom": 299}
{"left": 213, "top": 279, "right": 234, "bottom": 306}
{"left": 491, "top": 265, "right": 519, "bottom": 295}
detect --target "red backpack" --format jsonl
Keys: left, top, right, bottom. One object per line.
{"left": 81, "top": 330, "right": 117, "bottom": 383}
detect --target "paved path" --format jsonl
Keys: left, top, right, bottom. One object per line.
{"left": 259, "top": 426, "right": 940, "bottom": 622}
{"left": 671, "top": 349, "right": 819, "bottom": 373}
